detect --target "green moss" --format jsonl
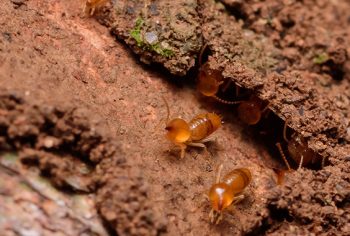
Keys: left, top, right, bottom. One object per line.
{"left": 130, "top": 17, "right": 144, "bottom": 47}
{"left": 129, "top": 17, "right": 174, "bottom": 58}
{"left": 313, "top": 53, "right": 329, "bottom": 64}
{"left": 148, "top": 43, "right": 174, "bottom": 57}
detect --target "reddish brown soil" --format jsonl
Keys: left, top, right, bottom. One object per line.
{"left": 0, "top": 0, "right": 349, "bottom": 235}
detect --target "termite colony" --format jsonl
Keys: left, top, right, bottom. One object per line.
{"left": 85, "top": 4, "right": 323, "bottom": 225}
{"left": 156, "top": 44, "right": 324, "bottom": 224}
{"left": 160, "top": 97, "right": 253, "bottom": 223}
{"left": 196, "top": 45, "right": 324, "bottom": 177}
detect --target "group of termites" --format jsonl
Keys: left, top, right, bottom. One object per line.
{"left": 84, "top": 0, "right": 320, "bottom": 224}
{"left": 162, "top": 47, "right": 320, "bottom": 223}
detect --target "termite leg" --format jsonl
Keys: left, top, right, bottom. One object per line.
{"left": 199, "top": 42, "right": 208, "bottom": 66}
{"left": 276, "top": 142, "right": 292, "bottom": 171}
{"left": 200, "top": 137, "right": 216, "bottom": 143}
{"left": 174, "top": 143, "right": 187, "bottom": 159}
{"left": 221, "top": 80, "right": 232, "bottom": 92}
{"left": 321, "top": 156, "right": 326, "bottom": 169}
{"left": 90, "top": 7, "right": 95, "bottom": 16}
{"left": 261, "top": 102, "right": 271, "bottom": 118}
{"left": 209, "top": 209, "right": 215, "bottom": 223}
{"left": 187, "top": 142, "right": 210, "bottom": 157}
{"left": 232, "top": 194, "right": 245, "bottom": 205}
{"left": 209, "top": 209, "right": 222, "bottom": 224}
{"left": 215, "top": 212, "right": 223, "bottom": 224}
{"left": 180, "top": 144, "right": 187, "bottom": 159}
{"left": 297, "top": 155, "right": 304, "bottom": 170}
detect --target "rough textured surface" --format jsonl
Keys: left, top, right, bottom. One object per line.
{"left": 200, "top": 0, "right": 350, "bottom": 164}
{"left": 0, "top": 0, "right": 349, "bottom": 235}
{"left": 98, "top": 0, "right": 203, "bottom": 76}
{"left": 0, "top": 92, "right": 166, "bottom": 235}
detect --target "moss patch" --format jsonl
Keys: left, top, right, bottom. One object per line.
{"left": 130, "top": 17, "right": 174, "bottom": 58}
{"left": 313, "top": 53, "right": 329, "bottom": 64}
{"left": 130, "top": 18, "right": 144, "bottom": 47}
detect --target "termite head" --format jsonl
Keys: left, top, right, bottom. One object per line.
{"left": 288, "top": 136, "right": 317, "bottom": 166}
{"left": 197, "top": 63, "right": 224, "bottom": 97}
{"left": 208, "top": 183, "right": 234, "bottom": 212}
{"left": 237, "top": 96, "right": 263, "bottom": 125}
{"left": 165, "top": 118, "right": 191, "bottom": 143}
{"left": 161, "top": 96, "right": 191, "bottom": 144}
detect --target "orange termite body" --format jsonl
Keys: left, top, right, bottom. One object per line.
{"left": 197, "top": 62, "right": 224, "bottom": 97}
{"left": 287, "top": 135, "right": 319, "bottom": 167}
{"left": 197, "top": 62, "right": 242, "bottom": 105}
{"left": 84, "top": 0, "right": 108, "bottom": 16}
{"left": 165, "top": 113, "right": 222, "bottom": 158}
{"left": 197, "top": 65, "right": 268, "bottom": 125}
{"left": 276, "top": 121, "right": 320, "bottom": 170}
{"left": 237, "top": 96, "right": 265, "bottom": 125}
{"left": 208, "top": 165, "right": 252, "bottom": 224}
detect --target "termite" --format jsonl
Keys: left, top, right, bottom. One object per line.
{"left": 197, "top": 67, "right": 269, "bottom": 125}
{"left": 197, "top": 51, "right": 269, "bottom": 125}
{"left": 237, "top": 96, "right": 270, "bottom": 125}
{"left": 276, "top": 119, "right": 321, "bottom": 171}
{"left": 83, "top": 0, "right": 108, "bottom": 16}
{"left": 208, "top": 164, "right": 252, "bottom": 224}
{"left": 162, "top": 97, "right": 222, "bottom": 159}
{"left": 197, "top": 43, "right": 237, "bottom": 104}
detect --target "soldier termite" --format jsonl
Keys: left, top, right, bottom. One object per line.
{"left": 276, "top": 119, "right": 321, "bottom": 171}
{"left": 208, "top": 164, "right": 252, "bottom": 224}
{"left": 162, "top": 96, "right": 222, "bottom": 159}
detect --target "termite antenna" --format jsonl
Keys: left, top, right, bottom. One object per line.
{"left": 261, "top": 102, "right": 270, "bottom": 114}
{"left": 321, "top": 156, "right": 326, "bottom": 169}
{"left": 212, "top": 95, "right": 243, "bottom": 105}
{"left": 283, "top": 118, "right": 291, "bottom": 142}
{"left": 153, "top": 95, "right": 170, "bottom": 132}
{"left": 215, "top": 164, "right": 224, "bottom": 184}
{"left": 199, "top": 42, "right": 208, "bottom": 66}
{"left": 221, "top": 80, "right": 232, "bottom": 93}
{"left": 161, "top": 95, "right": 170, "bottom": 124}
{"left": 276, "top": 143, "right": 291, "bottom": 171}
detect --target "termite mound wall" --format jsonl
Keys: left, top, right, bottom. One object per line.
{"left": 97, "top": 0, "right": 203, "bottom": 76}
{"left": 0, "top": 91, "right": 167, "bottom": 235}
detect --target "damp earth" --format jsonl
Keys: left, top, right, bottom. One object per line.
{"left": 0, "top": 0, "right": 349, "bottom": 235}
